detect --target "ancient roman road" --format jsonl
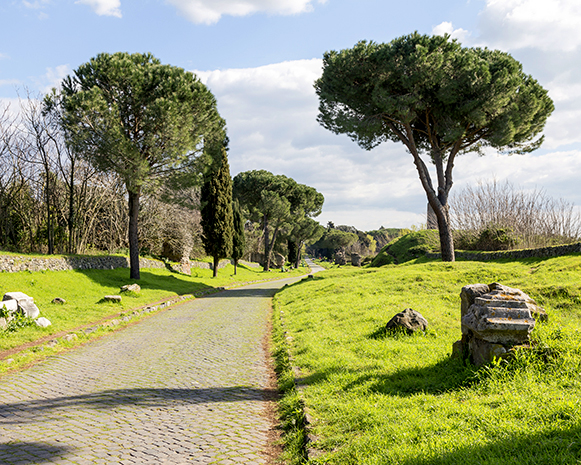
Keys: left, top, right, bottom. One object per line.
{"left": 0, "top": 275, "right": 307, "bottom": 465}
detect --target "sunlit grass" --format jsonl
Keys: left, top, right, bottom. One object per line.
{"left": 0, "top": 262, "right": 306, "bottom": 354}
{"left": 273, "top": 256, "right": 581, "bottom": 464}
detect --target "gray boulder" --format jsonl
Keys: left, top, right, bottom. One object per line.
{"left": 52, "top": 297, "right": 66, "bottom": 304}
{"left": 351, "top": 253, "right": 362, "bottom": 267}
{"left": 386, "top": 308, "right": 428, "bottom": 334}
{"left": 103, "top": 295, "right": 122, "bottom": 303}
{"left": 3, "top": 292, "right": 40, "bottom": 319}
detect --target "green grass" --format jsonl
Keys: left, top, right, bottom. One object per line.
{"left": 371, "top": 230, "right": 440, "bottom": 266}
{"left": 273, "top": 255, "right": 581, "bottom": 464}
{"left": 0, "top": 262, "right": 307, "bottom": 361}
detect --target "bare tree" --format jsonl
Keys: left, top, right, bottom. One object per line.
{"left": 450, "top": 180, "right": 581, "bottom": 250}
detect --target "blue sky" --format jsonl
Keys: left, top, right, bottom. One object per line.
{"left": 2, "top": 0, "right": 580, "bottom": 230}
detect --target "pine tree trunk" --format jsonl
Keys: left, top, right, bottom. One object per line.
{"left": 295, "top": 241, "right": 302, "bottom": 268}
{"left": 128, "top": 188, "right": 141, "bottom": 280}
{"left": 213, "top": 256, "right": 219, "bottom": 278}
{"left": 435, "top": 204, "right": 455, "bottom": 262}
{"left": 263, "top": 217, "right": 270, "bottom": 271}
{"left": 234, "top": 260, "right": 238, "bottom": 275}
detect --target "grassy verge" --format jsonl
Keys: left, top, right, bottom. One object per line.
{"left": 273, "top": 255, "right": 581, "bottom": 464}
{"left": 0, "top": 262, "right": 307, "bottom": 373}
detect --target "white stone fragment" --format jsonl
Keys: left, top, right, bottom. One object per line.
{"left": 35, "top": 317, "right": 52, "bottom": 328}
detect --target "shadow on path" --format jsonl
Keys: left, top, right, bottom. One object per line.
{"left": 0, "top": 443, "right": 73, "bottom": 464}
{"left": 0, "top": 386, "right": 278, "bottom": 425}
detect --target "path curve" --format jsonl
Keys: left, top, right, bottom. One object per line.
{"left": 0, "top": 275, "right": 302, "bottom": 464}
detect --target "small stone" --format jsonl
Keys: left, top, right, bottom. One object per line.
{"left": 0, "top": 317, "right": 6, "bottom": 330}
{"left": 61, "top": 333, "right": 78, "bottom": 342}
{"left": 45, "top": 339, "right": 58, "bottom": 348}
{"left": 3, "top": 358, "right": 15, "bottom": 365}
{"left": 120, "top": 284, "right": 141, "bottom": 293}
{"left": 103, "top": 295, "right": 122, "bottom": 303}
{"left": 52, "top": 297, "right": 66, "bottom": 304}
{"left": 35, "top": 317, "right": 52, "bottom": 328}
{"left": 385, "top": 308, "right": 429, "bottom": 334}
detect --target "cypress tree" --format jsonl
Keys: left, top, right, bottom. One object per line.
{"left": 231, "top": 198, "right": 246, "bottom": 275}
{"left": 200, "top": 140, "right": 233, "bottom": 277}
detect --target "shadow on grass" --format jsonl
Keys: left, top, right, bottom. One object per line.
{"left": 0, "top": 442, "right": 73, "bottom": 464}
{"left": 295, "top": 357, "right": 477, "bottom": 397}
{"left": 73, "top": 268, "right": 214, "bottom": 297}
{"left": 397, "top": 425, "right": 581, "bottom": 465}
{"left": 0, "top": 386, "right": 277, "bottom": 426}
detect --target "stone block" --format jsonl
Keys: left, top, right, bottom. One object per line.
{"left": 35, "top": 317, "right": 52, "bottom": 328}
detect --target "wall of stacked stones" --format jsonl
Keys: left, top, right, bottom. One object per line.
{"left": 426, "top": 241, "right": 581, "bottom": 261}
{"left": 0, "top": 255, "right": 240, "bottom": 273}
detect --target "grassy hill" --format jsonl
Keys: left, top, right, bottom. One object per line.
{"left": 273, "top": 254, "right": 581, "bottom": 464}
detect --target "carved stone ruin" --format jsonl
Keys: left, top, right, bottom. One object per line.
{"left": 351, "top": 253, "right": 362, "bottom": 267}
{"left": 453, "top": 282, "right": 548, "bottom": 366}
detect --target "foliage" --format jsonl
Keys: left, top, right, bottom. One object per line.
{"left": 200, "top": 140, "right": 234, "bottom": 277}
{"left": 315, "top": 33, "right": 554, "bottom": 261}
{"left": 0, "top": 307, "right": 35, "bottom": 333}
{"left": 233, "top": 170, "right": 323, "bottom": 271}
{"left": 274, "top": 255, "right": 581, "bottom": 464}
{"left": 370, "top": 229, "right": 440, "bottom": 265}
{"left": 455, "top": 225, "right": 519, "bottom": 252}
{"left": 60, "top": 52, "right": 225, "bottom": 279}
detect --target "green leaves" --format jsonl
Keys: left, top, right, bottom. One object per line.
{"left": 315, "top": 33, "right": 554, "bottom": 156}
{"left": 60, "top": 52, "right": 225, "bottom": 189}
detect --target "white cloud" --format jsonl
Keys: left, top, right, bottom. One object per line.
{"left": 0, "top": 79, "right": 21, "bottom": 87}
{"left": 167, "top": 0, "right": 325, "bottom": 25}
{"left": 40, "top": 65, "right": 71, "bottom": 92}
{"left": 194, "top": 58, "right": 581, "bottom": 230}
{"left": 432, "top": 21, "right": 469, "bottom": 43}
{"left": 479, "top": 0, "right": 581, "bottom": 52}
{"left": 22, "top": 0, "right": 50, "bottom": 9}
{"left": 76, "top": 0, "right": 122, "bottom": 18}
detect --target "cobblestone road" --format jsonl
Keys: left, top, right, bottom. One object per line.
{"left": 0, "top": 276, "right": 301, "bottom": 464}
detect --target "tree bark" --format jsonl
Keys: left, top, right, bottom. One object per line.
{"left": 128, "top": 188, "right": 141, "bottom": 280}
{"left": 263, "top": 216, "right": 270, "bottom": 271}
{"left": 433, "top": 201, "right": 455, "bottom": 262}
{"left": 234, "top": 260, "right": 238, "bottom": 275}
{"left": 295, "top": 241, "right": 302, "bottom": 268}
{"left": 213, "top": 255, "right": 218, "bottom": 278}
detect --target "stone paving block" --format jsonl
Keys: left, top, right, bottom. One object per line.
{"left": 0, "top": 277, "right": 301, "bottom": 464}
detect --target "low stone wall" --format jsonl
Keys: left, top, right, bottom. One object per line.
{"left": 0, "top": 255, "right": 165, "bottom": 273}
{"left": 426, "top": 241, "right": 581, "bottom": 261}
{"left": 0, "top": 254, "right": 262, "bottom": 274}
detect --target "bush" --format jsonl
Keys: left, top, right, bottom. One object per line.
{"left": 455, "top": 226, "right": 519, "bottom": 251}
{"left": 370, "top": 230, "right": 440, "bottom": 265}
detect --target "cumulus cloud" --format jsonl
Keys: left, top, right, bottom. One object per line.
{"left": 39, "top": 65, "right": 71, "bottom": 93}
{"left": 167, "top": 0, "right": 325, "bottom": 25}
{"left": 432, "top": 21, "right": 470, "bottom": 43}
{"left": 75, "top": 0, "right": 122, "bottom": 18}
{"left": 479, "top": 0, "right": 581, "bottom": 52}
{"left": 193, "top": 57, "right": 581, "bottom": 230}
